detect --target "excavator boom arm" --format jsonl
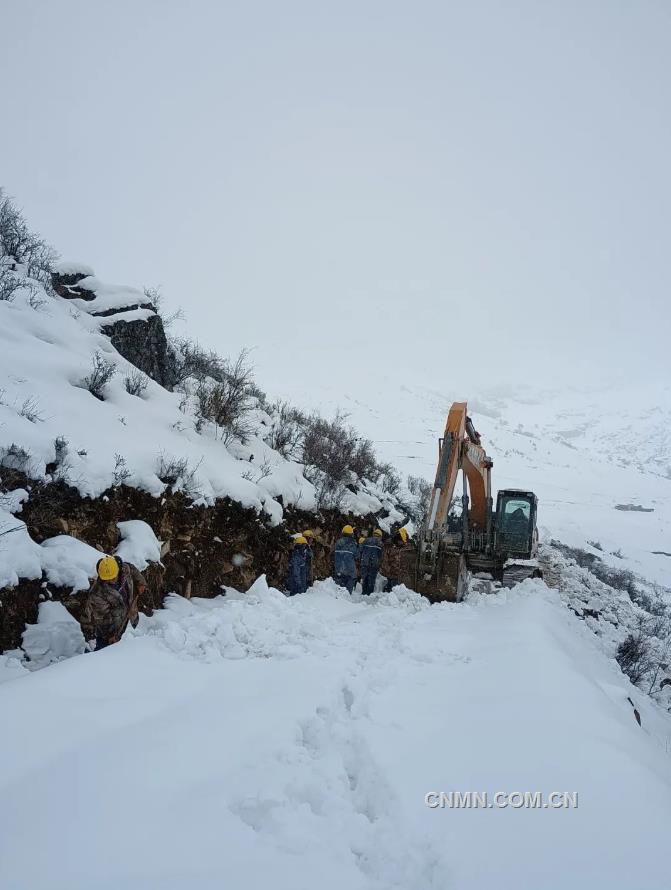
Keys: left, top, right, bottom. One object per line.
{"left": 425, "top": 402, "right": 492, "bottom": 533}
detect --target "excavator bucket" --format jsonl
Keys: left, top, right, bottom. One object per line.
{"left": 415, "top": 551, "right": 468, "bottom": 603}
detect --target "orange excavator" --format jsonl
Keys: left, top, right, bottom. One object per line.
{"left": 416, "top": 401, "right": 540, "bottom": 601}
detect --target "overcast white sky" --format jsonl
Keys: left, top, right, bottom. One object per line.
{"left": 2, "top": 0, "right": 670, "bottom": 404}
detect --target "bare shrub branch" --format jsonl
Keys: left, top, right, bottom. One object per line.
{"left": 124, "top": 369, "right": 149, "bottom": 397}
{"left": 83, "top": 351, "right": 117, "bottom": 400}
{"left": 0, "top": 189, "right": 57, "bottom": 285}
{"left": 156, "top": 453, "right": 203, "bottom": 499}
{"left": 19, "top": 397, "right": 44, "bottom": 423}
{"left": 113, "top": 453, "right": 131, "bottom": 486}
{"left": 193, "top": 350, "right": 256, "bottom": 444}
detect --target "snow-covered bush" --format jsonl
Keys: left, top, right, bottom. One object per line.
{"left": 170, "top": 338, "right": 227, "bottom": 385}
{"left": 405, "top": 474, "right": 432, "bottom": 524}
{"left": 18, "top": 396, "right": 43, "bottom": 423}
{"left": 0, "top": 263, "right": 23, "bottom": 302}
{"left": 616, "top": 613, "right": 671, "bottom": 693}
{"left": 83, "top": 351, "right": 117, "bottom": 401}
{"left": 124, "top": 369, "right": 149, "bottom": 397}
{"left": 171, "top": 342, "right": 259, "bottom": 444}
{"left": 301, "top": 412, "right": 356, "bottom": 509}
{"left": 264, "top": 400, "right": 306, "bottom": 459}
{"left": 194, "top": 373, "right": 255, "bottom": 443}
{"left": 0, "top": 189, "right": 56, "bottom": 285}
{"left": 156, "top": 453, "right": 202, "bottom": 497}
{"left": 0, "top": 443, "right": 32, "bottom": 473}
{"left": 379, "top": 462, "right": 402, "bottom": 496}
{"left": 113, "top": 453, "right": 131, "bottom": 486}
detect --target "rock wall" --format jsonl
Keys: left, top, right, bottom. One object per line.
{"left": 52, "top": 267, "right": 177, "bottom": 389}
{"left": 103, "top": 314, "right": 177, "bottom": 389}
{"left": 0, "top": 474, "right": 362, "bottom": 652}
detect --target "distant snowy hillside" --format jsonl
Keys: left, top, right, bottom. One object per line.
{"left": 272, "top": 373, "right": 671, "bottom": 590}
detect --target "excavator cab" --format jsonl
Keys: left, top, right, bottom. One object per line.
{"left": 494, "top": 490, "right": 538, "bottom": 559}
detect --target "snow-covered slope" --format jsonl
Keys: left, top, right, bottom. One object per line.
{"left": 0, "top": 267, "right": 407, "bottom": 593}
{"left": 1, "top": 578, "right": 670, "bottom": 889}
{"left": 0, "top": 278, "right": 311, "bottom": 518}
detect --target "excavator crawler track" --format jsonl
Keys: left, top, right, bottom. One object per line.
{"left": 501, "top": 564, "right": 543, "bottom": 588}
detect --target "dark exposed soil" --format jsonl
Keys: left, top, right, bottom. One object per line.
{"left": 0, "top": 471, "right": 383, "bottom": 652}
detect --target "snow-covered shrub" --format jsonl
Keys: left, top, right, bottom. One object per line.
{"left": 264, "top": 400, "right": 305, "bottom": 459}
{"left": 349, "top": 437, "right": 380, "bottom": 482}
{"left": 616, "top": 613, "right": 671, "bottom": 693}
{"left": 83, "top": 351, "right": 117, "bottom": 400}
{"left": 405, "top": 474, "right": 432, "bottom": 524}
{"left": 156, "top": 453, "right": 202, "bottom": 497}
{"left": 193, "top": 351, "right": 257, "bottom": 443}
{"left": 0, "top": 189, "right": 56, "bottom": 285}
{"left": 170, "top": 338, "right": 226, "bottom": 385}
{"left": 49, "top": 436, "right": 74, "bottom": 483}
{"left": 0, "top": 264, "right": 23, "bottom": 301}
{"left": 113, "top": 453, "right": 131, "bottom": 486}
{"left": 301, "top": 412, "right": 355, "bottom": 508}
{"left": 0, "top": 443, "right": 32, "bottom": 473}
{"left": 379, "top": 462, "right": 402, "bottom": 496}
{"left": 124, "top": 369, "right": 149, "bottom": 397}
{"left": 18, "top": 396, "right": 44, "bottom": 423}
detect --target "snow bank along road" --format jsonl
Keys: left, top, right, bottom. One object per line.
{"left": 2, "top": 579, "right": 671, "bottom": 890}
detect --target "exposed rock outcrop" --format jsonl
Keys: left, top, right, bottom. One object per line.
{"left": 52, "top": 262, "right": 177, "bottom": 389}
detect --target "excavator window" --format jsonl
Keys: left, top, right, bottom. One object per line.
{"left": 498, "top": 497, "right": 531, "bottom": 533}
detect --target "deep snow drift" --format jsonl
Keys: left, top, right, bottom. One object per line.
{"left": 1, "top": 578, "right": 670, "bottom": 890}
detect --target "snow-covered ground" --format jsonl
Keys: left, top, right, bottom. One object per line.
{"left": 1, "top": 578, "right": 671, "bottom": 889}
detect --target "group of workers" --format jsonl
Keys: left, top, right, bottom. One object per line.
{"left": 287, "top": 524, "right": 412, "bottom": 597}
{"left": 80, "top": 524, "right": 413, "bottom": 651}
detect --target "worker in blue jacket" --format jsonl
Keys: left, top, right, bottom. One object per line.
{"left": 333, "top": 525, "right": 359, "bottom": 593}
{"left": 359, "top": 528, "right": 384, "bottom": 595}
{"left": 287, "top": 536, "right": 309, "bottom": 595}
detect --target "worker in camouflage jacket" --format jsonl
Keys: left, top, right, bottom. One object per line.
{"left": 81, "top": 555, "right": 147, "bottom": 650}
{"left": 381, "top": 528, "right": 412, "bottom": 592}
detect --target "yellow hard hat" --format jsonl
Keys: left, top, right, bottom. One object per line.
{"left": 373, "top": 528, "right": 383, "bottom": 537}
{"left": 399, "top": 527, "right": 409, "bottom": 543}
{"left": 302, "top": 530, "right": 315, "bottom": 538}
{"left": 342, "top": 525, "right": 354, "bottom": 535}
{"left": 97, "top": 555, "right": 119, "bottom": 582}
{"left": 294, "top": 535, "right": 308, "bottom": 545}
